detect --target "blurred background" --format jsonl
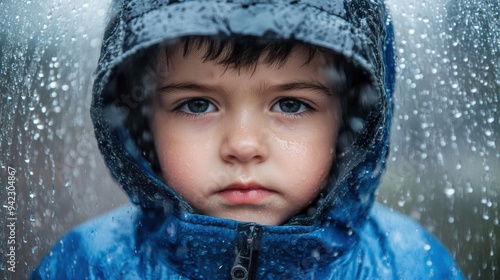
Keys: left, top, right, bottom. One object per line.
{"left": 0, "top": 0, "right": 498, "bottom": 279}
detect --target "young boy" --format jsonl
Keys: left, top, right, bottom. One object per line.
{"left": 33, "top": 0, "right": 464, "bottom": 279}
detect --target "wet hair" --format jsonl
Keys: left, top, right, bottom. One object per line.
{"left": 168, "top": 36, "right": 322, "bottom": 70}
{"left": 116, "top": 35, "right": 377, "bottom": 178}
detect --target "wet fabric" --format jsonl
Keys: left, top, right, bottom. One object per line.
{"left": 32, "top": 0, "right": 464, "bottom": 279}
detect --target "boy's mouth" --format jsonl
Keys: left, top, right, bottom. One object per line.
{"left": 217, "top": 183, "right": 276, "bottom": 205}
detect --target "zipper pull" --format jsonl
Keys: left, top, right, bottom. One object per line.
{"left": 231, "top": 223, "right": 262, "bottom": 280}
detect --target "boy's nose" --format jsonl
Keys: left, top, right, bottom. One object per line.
{"left": 219, "top": 111, "right": 269, "bottom": 164}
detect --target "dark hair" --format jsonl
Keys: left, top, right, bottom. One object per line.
{"left": 116, "top": 36, "right": 376, "bottom": 177}
{"left": 169, "top": 36, "right": 322, "bottom": 70}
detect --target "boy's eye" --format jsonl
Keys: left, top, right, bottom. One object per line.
{"left": 178, "top": 98, "right": 216, "bottom": 114}
{"left": 272, "top": 98, "right": 309, "bottom": 114}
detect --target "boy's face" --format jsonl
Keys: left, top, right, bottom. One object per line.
{"left": 150, "top": 44, "right": 340, "bottom": 225}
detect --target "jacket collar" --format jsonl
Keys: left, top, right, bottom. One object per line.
{"left": 136, "top": 207, "right": 357, "bottom": 279}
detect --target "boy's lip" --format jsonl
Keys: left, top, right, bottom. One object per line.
{"left": 217, "top": 182, "right": 276, "bottom": 205}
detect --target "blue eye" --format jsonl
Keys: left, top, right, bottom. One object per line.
{"left": 179, "top": 98, "right": 216, "bottom": 114}
{"left": 272, "top": 98, "right": 309, "bottom": 114}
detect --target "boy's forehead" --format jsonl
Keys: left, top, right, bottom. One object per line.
{"left": 154, "top": 51, "right": 340, "bottom": 104}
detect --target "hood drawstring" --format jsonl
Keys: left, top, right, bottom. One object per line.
{"left": 231, "top": 223, "right": 262, "bottom": 280}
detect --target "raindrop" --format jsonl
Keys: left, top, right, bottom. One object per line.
{"left": 444, "top": 188, "right": 455, "bottom": 197}
{"left": 466, "top": 184, "right": 473, "bottom": 194}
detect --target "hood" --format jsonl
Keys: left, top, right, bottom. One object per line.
{"left": 91, "top": 0, "right": 395, "bottom": 229}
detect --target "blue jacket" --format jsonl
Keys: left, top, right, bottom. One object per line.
{"left": 33, "top": 0, "right": 464, "bottom": 279}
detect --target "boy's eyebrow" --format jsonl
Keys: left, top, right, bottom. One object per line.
{"left": 157, "top": 81, "right": 332, "bottom": 96}
{"left": 268, "top": 81, "right": 333, "bottom": 96}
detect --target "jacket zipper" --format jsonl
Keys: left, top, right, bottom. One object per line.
{"left": 231, "top": 223, "right": 262, "bottom": 280}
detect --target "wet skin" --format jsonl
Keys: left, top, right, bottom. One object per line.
{"left": 151, "top": 45, "right": 340, "bottom": 225}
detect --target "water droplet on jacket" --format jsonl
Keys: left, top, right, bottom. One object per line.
{"left": 167, "top": 223, "right": 176, "bottom": 237}
{"left": 312, "top": 249, "right": 320, "bottom": 260}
